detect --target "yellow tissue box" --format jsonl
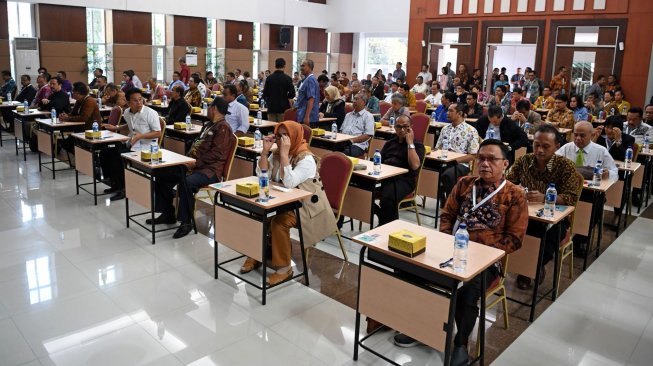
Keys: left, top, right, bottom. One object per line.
{"left": 249, "top": 104, "right": 259, "bottom": 110}
{"left": 16, "top": 106, "right": 25, "bottom": 112}
{"left": 151, "top": 99, "right": 162, "bottom": 105}
{"left": 203, "top": 97, "right": 213, "bottom": 103}
{"left": 237, "top": 136, "right": 254, "bottom": 147}
{"left": 248, "top": 116, "right": 255, "bottom": 123}
{"left": 388, "top": 230, "right": 426, "bottom": 257}
{"left": 375, "top": 122, "right": 382, "bottom": 129}
{"left": 173, "top": 122, "right": 187, "bottom": 130}
{"left": 424, "top": 145, "right": 432, "bottom": 155}
{"left": 140, "top": 150, "right": 162, "bottom": 162}
{"left": 312, "top": 128, "right": 326, "bottom": 136}
{"left": 211, "top": 91, "right": 221, "bottom": 96}
{"left": 191, "top": 107, "right": 201, "bottom": 113}
{"left": 252, "top": 89, "right": 259, "bottom": 93}
{"left": 236, "top": 182, "right": 260, "bottom": 198}
{"left": 85, "top": 130, "right": 101, "bottom": 139}
{"left": 348, "top": 157, "right": 359, "bottom": 165}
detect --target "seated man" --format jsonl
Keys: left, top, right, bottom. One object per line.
{"left": 432, "top": 92, "right": 454, "bottom": 122}
{"left": 394, "top": 139, "right": 528, "bottom": 366}
{"left": 165, "top": 85, "right": 191, "bottom": 125}
{"left": 168, "top": 71, "right": 185, "bottom": 91}
{"left": 95, "top": 76, "right": 108, "bottom": 99}
{"left": 399, "top": 83, "right": 416, "bottom": 109}
{"left": 150, "top": 97, "right": 236, "bottom": 238}
{"left": 436, "top": 103, "right": 481, "bottom": 196}
{"left": 59, "top": 82, "right": 102, "bottom": 153}
{"left": 38, "top": 76, "right": 71, "bottom": 115}
{"left": 340, "top": 92, "right": 375, "bottom": 157}
{"left": 30, "top": 73, "right": 51, "bottom": 109}
{"left": 344, "top": 80, "right": 362, "bottom": 103}
{"left": 380, "top": 93, "right": 410, "bottom": 126}
{"left": 533, "top": 87, "right": 555, "bottom": 110}
{"left": 363, "top": 87, "right": 380, "bottom": 120}
{"left": 623, "top": 107, "right": 652, "bottom": 144}
{"left": 556, "top": 121, "right": 618, "bottom": 181}
{"left": 100, "top": 88, "right": 162, "bottom": 200}
{"left": 509, "top": 87, "right": 524, "bottom": 114}
{"left": 15, "top": 74, "right": 37, "bottom": 105}
{"left": 487, "top": 85, "right": 510, "bottom": 115}
{"left": 384, "top": 82, "right": 399, "bottom": 103}
{"left": 463, "top": 92, "right": 483, "bottom": 118}
{"left": 0, "top": 70, "right": 16, "bottom": 98}
{"left": 604, "top": 89, "right": 631, "bottom": 115}
{"left": 507, "top": 124, "right": 580, "bottom": 289}
{"left": 222, "top": 84, "right": 249, "bottom": 136}
{"left": 146, "top": 77, "right": 165, "bottom": 101}
{"left": 511, "top": 99, "right": 542, "bottom": 134}
{"left": 410, "top": 76, "right": 429, "bottom": 95}
{"left": 374, "top": 115, "right": 425, "bottom": 225}
{"left": 546, "top": 94, "right": 574, "bottom": 129}
{"left": 595, "top": 115, "right": 635, "bottom": 161}
{"left": 424, "top": 81, "right": 442, "bottom": 107}
{"left": 475, "top": 106, "right": 528, "bottom": 163}
{"left": 102, "top": 83, "right": 128, "bottom": 109}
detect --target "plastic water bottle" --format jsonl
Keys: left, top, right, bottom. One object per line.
{"left": 254, "top": 128, "right": 262, "bottom": 149}
{"left": 373, "top": 149, "right": 382, "bottom": 175}
{"left": 431, "top": 111, "right": 436, "bottom": 121}
{"left": 644, "top": 135, "right": 650, "bottom": 153}
{"left": 23, "top": 100, "right": 28, "bottom": 114}
{"left": 185, "top": 114, "right": 192, "bottom": 132}
{"left": 7, "top": 93, "right": 11, "bottom": 102}
{"left": 523, "top": 121, "right": 530, "bottom": 134}
{"left": 67, "top": 92, "right": 71, "bottom": 100}
{"left": 97, "top": 97, "right": 102, "bottom": 109}
{"left": 453, "top": 223, "right": 469, "bottom": 273}
{"left": 610, "top": 108, "right": 615, "bottom": 116}
{"left": 150, "top": 139, "right": 159, "bottom": 164}
{"left": 625, "top": 146, "right": 633, "bottom": 169}
{"left": 389, "top": 116, "right": 395, "bottom": 130}
{"left": 146, "top": 83, "right": 151, "bottom": 92}
{"left": 92, "top": 120, "right": 99, "bottom": 138}
{"left": 441, "top": 136, "right": 449, "bottom": 159}
{"left": 258, "top": 169, "right": 270, "bottom": 202}
{"left": 260, "top": 99, "right": 265, "bottom": 109}
{"left": 162, "top": 95, "right": 168, "bottom": 106}
{"left": 598, "top": 110, "right": 605, "bottom": 121}
{"left": 487, "top": 125, "right": 495, "bottom": 139}
{"left": 51, "top": 108, "right": 57, "bottom": 124}
{"left": 331, "top": 122, "right": 338, "bottom": 140}
{"left": 544, "top": 183, "right": 557, "bottom": 218}
{"left": 256, "top": 110, "right": 263, "bottom": 125}
{"left": 202, "top": 101, "right": 208, "bottom": 112}
{"left": 593, "top": 160, "right": 602, "bottom": 187}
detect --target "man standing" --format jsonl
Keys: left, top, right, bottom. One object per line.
{"left": 222, "top": 84, "right": 249, "bottom": 136}
{"left": 179, "top": 57, "right": 190, "bottom": 85}
{"left": 586, "top": 75, "right": 606, "bottom": 101}
{"left": 523, "top": 71, "right": 541, "bottom": 103}
{"left": 418, "top": 64, "right": 433, "bottom": 84}
{"left": 549, "top": 66, "right": 567, "bottom": 95}
{"left": 15, "top": 75, "right": 37, "bottom": 105}
{"left": 506, "top": 124, "right": 579, "bottom": 289}
{"left": 89, "top": 68, "right": 103, "bottom": 88}
{"left": 510, "top": 67, "right": 524, "bottom": 91}
{"left": 295, "top": 59, "right": 320, "bottom": 126}
{"left": 392, "top": 62, "right": 406, "bottom": 82}
{"left": 262, "top": 58, "right": 296, "bottom": 122}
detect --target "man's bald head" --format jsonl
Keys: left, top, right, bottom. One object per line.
{"left": 574, "top": 121, "right": 593, "bottom": 133}
{"left": 573, "top": 121, "right": 593, "bottom": 149}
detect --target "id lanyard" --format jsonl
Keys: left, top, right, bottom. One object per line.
{"left": 453, "top": 179, "right": 507, "bottom": 233}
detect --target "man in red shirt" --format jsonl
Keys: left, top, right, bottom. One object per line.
{"left": 179, "top": 57, "right": 190, "bottom": 85}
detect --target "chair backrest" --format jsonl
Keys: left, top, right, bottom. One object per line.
{"left": 633, "top": 143, "right": 640, "bottom": 162}
{"left": 224, "top": 133, "right": 239, "bottom": 181}
{"left": 163, "top": 90, "right": 172, "bottom": 98}
{"left": 302, "top": 123, "right": 313, "bottom": 145}
{"left": 415, "top": 100, "right": 427, "bottom": 113}
{"left": 411, "top": 113, "right": 430, "bottom": 144}
{"left": 108, "top": 106, "right": 123, "bottom": 126}
{"left": 283, "top": 108, "right": 298, "bottom": 122}
{"left": 379, "top": 102, "right": 392, "bottom": 117}
{"left": 384, "top": 84, "right": 389, "bottom": 92}
{"left": 319, "top": 152, "right": 354, "bottom": 219}
{"left": 345, "top": 103, "right": 354, "bottom": 113}
{"left": 414, "top": 92, "right": 426, "bottom": 101}
{"left": 568, "top": 172, "right": 585, "bottom": 234}
{"left": 158, "top": 117, "right": 166, "bottom": 147}
{"left": 212, "top": 83, "right": 222, "bottom": 92}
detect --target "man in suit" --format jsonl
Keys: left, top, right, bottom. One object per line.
{"left": 594, "top": 115, "right": 635, "bottom": 162}
{"left": 475, "top": 105, "right": 529, "bottom": 163}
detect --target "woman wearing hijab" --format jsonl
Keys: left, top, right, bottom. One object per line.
{"left": 319, "top": 85, "right": 346, "bottom": 128}
{"left": 239, "top": 121, "right": 336, "bottom": 285}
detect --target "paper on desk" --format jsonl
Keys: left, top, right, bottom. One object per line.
{"left": 354, "top": 233, "right": 380, "bottom": 243}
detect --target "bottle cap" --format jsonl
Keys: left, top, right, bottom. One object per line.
{"left": 459, "top": 223, "right": 467, "bottom": 229}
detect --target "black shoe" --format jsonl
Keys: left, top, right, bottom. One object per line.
{"left": 145, "top": 214, "right": 177, "bottom": 225}
{"left": 516, "top": 275, "right": 532, "bottom": 290}
{"left": 109, "top": 190, "right": 125, "bottom": 201}
{"left": 539, "top": 265, "right": 546, "bottom": 285}
{"left": 393, "top": 333, "right": 420, "bottom": 348}
{"left": 172, "top": 223, "right": 193, "bottom": 239}
{"left": 104, "top": 186, "right": 119, "bottom": 194}
{"left": 451, "top": 345, "right": 469, "bottom": 366}
{"left": 337, "top": 215, "right": 344, "bottom": 230}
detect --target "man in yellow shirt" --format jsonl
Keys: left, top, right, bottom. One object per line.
{"left": 533, "top": 86, "right": 555, "bottom": 110}
{"left": 399, "top": 83, "right": 416, "bottom": 108}
{"left": 603, "top": 89, "right": 631, "bottom": 116}
{"left": 546, "top": 94, "right": 575, "bottom": 129}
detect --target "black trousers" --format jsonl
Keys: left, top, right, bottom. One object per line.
{"left": 154, "top": 171, "right": 217, "bottom": 223}
{"left": 99, "top": 145, "right": 131, "bottom": 189}
{"left": 441, "top": 164, "right": 470, "bottom": 199}
{"left": 454, "top": 266, "right": 500, "bottom": 347}
{"left": 374, "top": 176, "right": 415, "bottom": 226}
{"left": 342, "top": 144, "right": 365, "bottom": 158}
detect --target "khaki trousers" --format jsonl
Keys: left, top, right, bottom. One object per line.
{"left": 270, "top": 211, "right": 296, "bottom": 267}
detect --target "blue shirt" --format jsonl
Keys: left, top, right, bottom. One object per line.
{"left": 366, "top": 96, "right": 380, "bottom": 121}
{"left": 434, "top": 104, "right": 448, "bottom": 122}
{"left": 168, "top": 80, "right": 186, "bottom": 91}
{"left": 573, "top": 107, "right": 589, "bottom": 122}
{"left": 236, "top": 94, "right": 248, "bottom": 109}
{"left": 0, "top": 78, "right": 16, "bottom": 97}
{"left": 296, "top": 74, "right": 319, "bottom": 123}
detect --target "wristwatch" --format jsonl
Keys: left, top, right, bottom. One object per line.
{"left": 408, "top": 144, "right": 415, "bottom": 149}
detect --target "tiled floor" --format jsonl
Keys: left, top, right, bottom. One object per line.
{"left": 0, "top": 137, "right": 650, "bottom": 365}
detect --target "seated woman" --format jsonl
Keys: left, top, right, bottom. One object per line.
{"left": 319, "top": 85, "right": 346, "bottom": 128}
{"left": 235, "top": 80, "right": 250, "bottom": 109}
{"left": 150, "top": 97, "right": 235, "bottom": 239}
{"left": 569, "top": 94, "right": 589, "bottom": 122}
{"left": 240, "top": 121, "right": 336, "bottom": 285}
{"left": 184, "top": 75, "right": 203, "bottom": 107}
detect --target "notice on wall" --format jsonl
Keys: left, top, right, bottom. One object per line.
{"left": 186, "top": 46, "right": 198, "bottom": 66}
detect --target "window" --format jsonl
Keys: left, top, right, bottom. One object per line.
{"left": 152, "top": 14, "right": 166, "bottom": 82}
{"left": 207, "top": 18, "right": 217, "bottom": 76}
{"left": 326, "top": 32, "right": 332, "bottom": 73}
{"left": 7, "top": 1, "right": 35, "bottom": 77}
{"left": 253, "top": 22, "right": 261, "bottom": 80}
{"left": 364, "top": 37, "right": 407, "bottom": 79}
{"left": 86, "top": 8, "right": 107, "bottom": 83}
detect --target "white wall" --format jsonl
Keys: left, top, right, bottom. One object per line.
{"left": 327, "top": 0, "right": 409, "bottom": 34}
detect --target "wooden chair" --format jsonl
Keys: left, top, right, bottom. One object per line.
{"left": 283, "top": 108, "right": 298, "bottom": 122}
{"left": 302, "top": 123, "right": 313, "bottom": 144}
{"left": 414, "top": 92, "right": 426, "bottom": 101}
{"left": 379, "top": 102, "right": 392, "bottom": 117}
{"left": 158, "top": 117, "right": 166, "bottom": 147}
{"left": 313, "top": 152, "right": 354, "bottom": 261}
{"left": 555, "top": 172, "right": 585, "bottom": 297}
{"left": 107, "top": 106, "right": 123, "bottom": 126}
{"left": 415, "top": 100, "right": 427, "bottom": 113}
{"left": 397, "top": 153, "right": 427, "bottom": 225}
{"left": 193, "top": 133, "right": 238, "bottom": 216}
{"left": 476, "top": 255, "right": 510, "bottom": 357}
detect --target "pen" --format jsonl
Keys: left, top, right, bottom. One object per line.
{"left": 439, "top": 257, "right": 454, "bottom": 268}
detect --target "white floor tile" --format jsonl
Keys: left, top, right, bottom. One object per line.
{"left": 0, "top": 317, "right": 37, "bottom": 366}
{"left": 627, "top": 314, "right": 653, "bottom": 366}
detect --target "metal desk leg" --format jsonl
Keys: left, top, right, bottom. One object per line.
{"left": 596, "top": 192, "right": 605, "bottom": 260}
{"left": 444, "top": 282, "right": 459, "bottom": 366}
{"left": 150, "top": 176, "right": 156, "bottom": 244}
{"left": 552, "top": 224, "right": 561, "bottom": 301}
{"left": 352, "top": 246, "right": 366, "bottom": 361}
{"left": 295, "top": 207, "right": 310, "bottom": 286}
{"left": 261, "top": 219, "right": 269, "bottom": 306}
{"left": 479, "top": 270, "right": 487, "bottom": 366}
{"left": 92, "top": 148, "right": 98, "bottom": 205}
{"left": 583, "top": 192, "right": 598, "bottom": 271}
{"left": 50, "top": 131, "right": 55, "bottom": 179}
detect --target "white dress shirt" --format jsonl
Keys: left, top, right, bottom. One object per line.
{"left": 258, "top": 154, "right": 317, "bottom": 189}
{"left": 555, "top": 141, "right": 618, "bottom": 181}
{"left": 132, "top": 75, "right": 143, "bottom": 89}
{"left": 123, "top": 105, "right": 161, "bottom": 151}
{"left": 425, "top": 92, "right": 442, "bottom": 106}
{"left": 340, "top": 109, "right": 375, "bottom": 150}
{"left": 198, "top": 82, "right": 207, "bottom": 98}
{"left": 226, "top": 100, "right": 250, "bottom": 134}
{"left": 410, "top": 83, "right": 429, "bottom": 95}
{"left": 418, "top": 71, "right": 433, "bottom": 83}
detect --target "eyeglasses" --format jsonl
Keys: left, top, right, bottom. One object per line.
{"left": 394, "top": 125, "right": 410, "bottom": 130}
{"left": 475, "top": 156, "right": 505, "bottom": 163}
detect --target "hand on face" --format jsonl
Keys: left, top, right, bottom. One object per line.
{"left": 404, "top": 127, "right": 414, "bottom": 144}
{"left": 278, "top": 135, "right": 291, "bottom": 156}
